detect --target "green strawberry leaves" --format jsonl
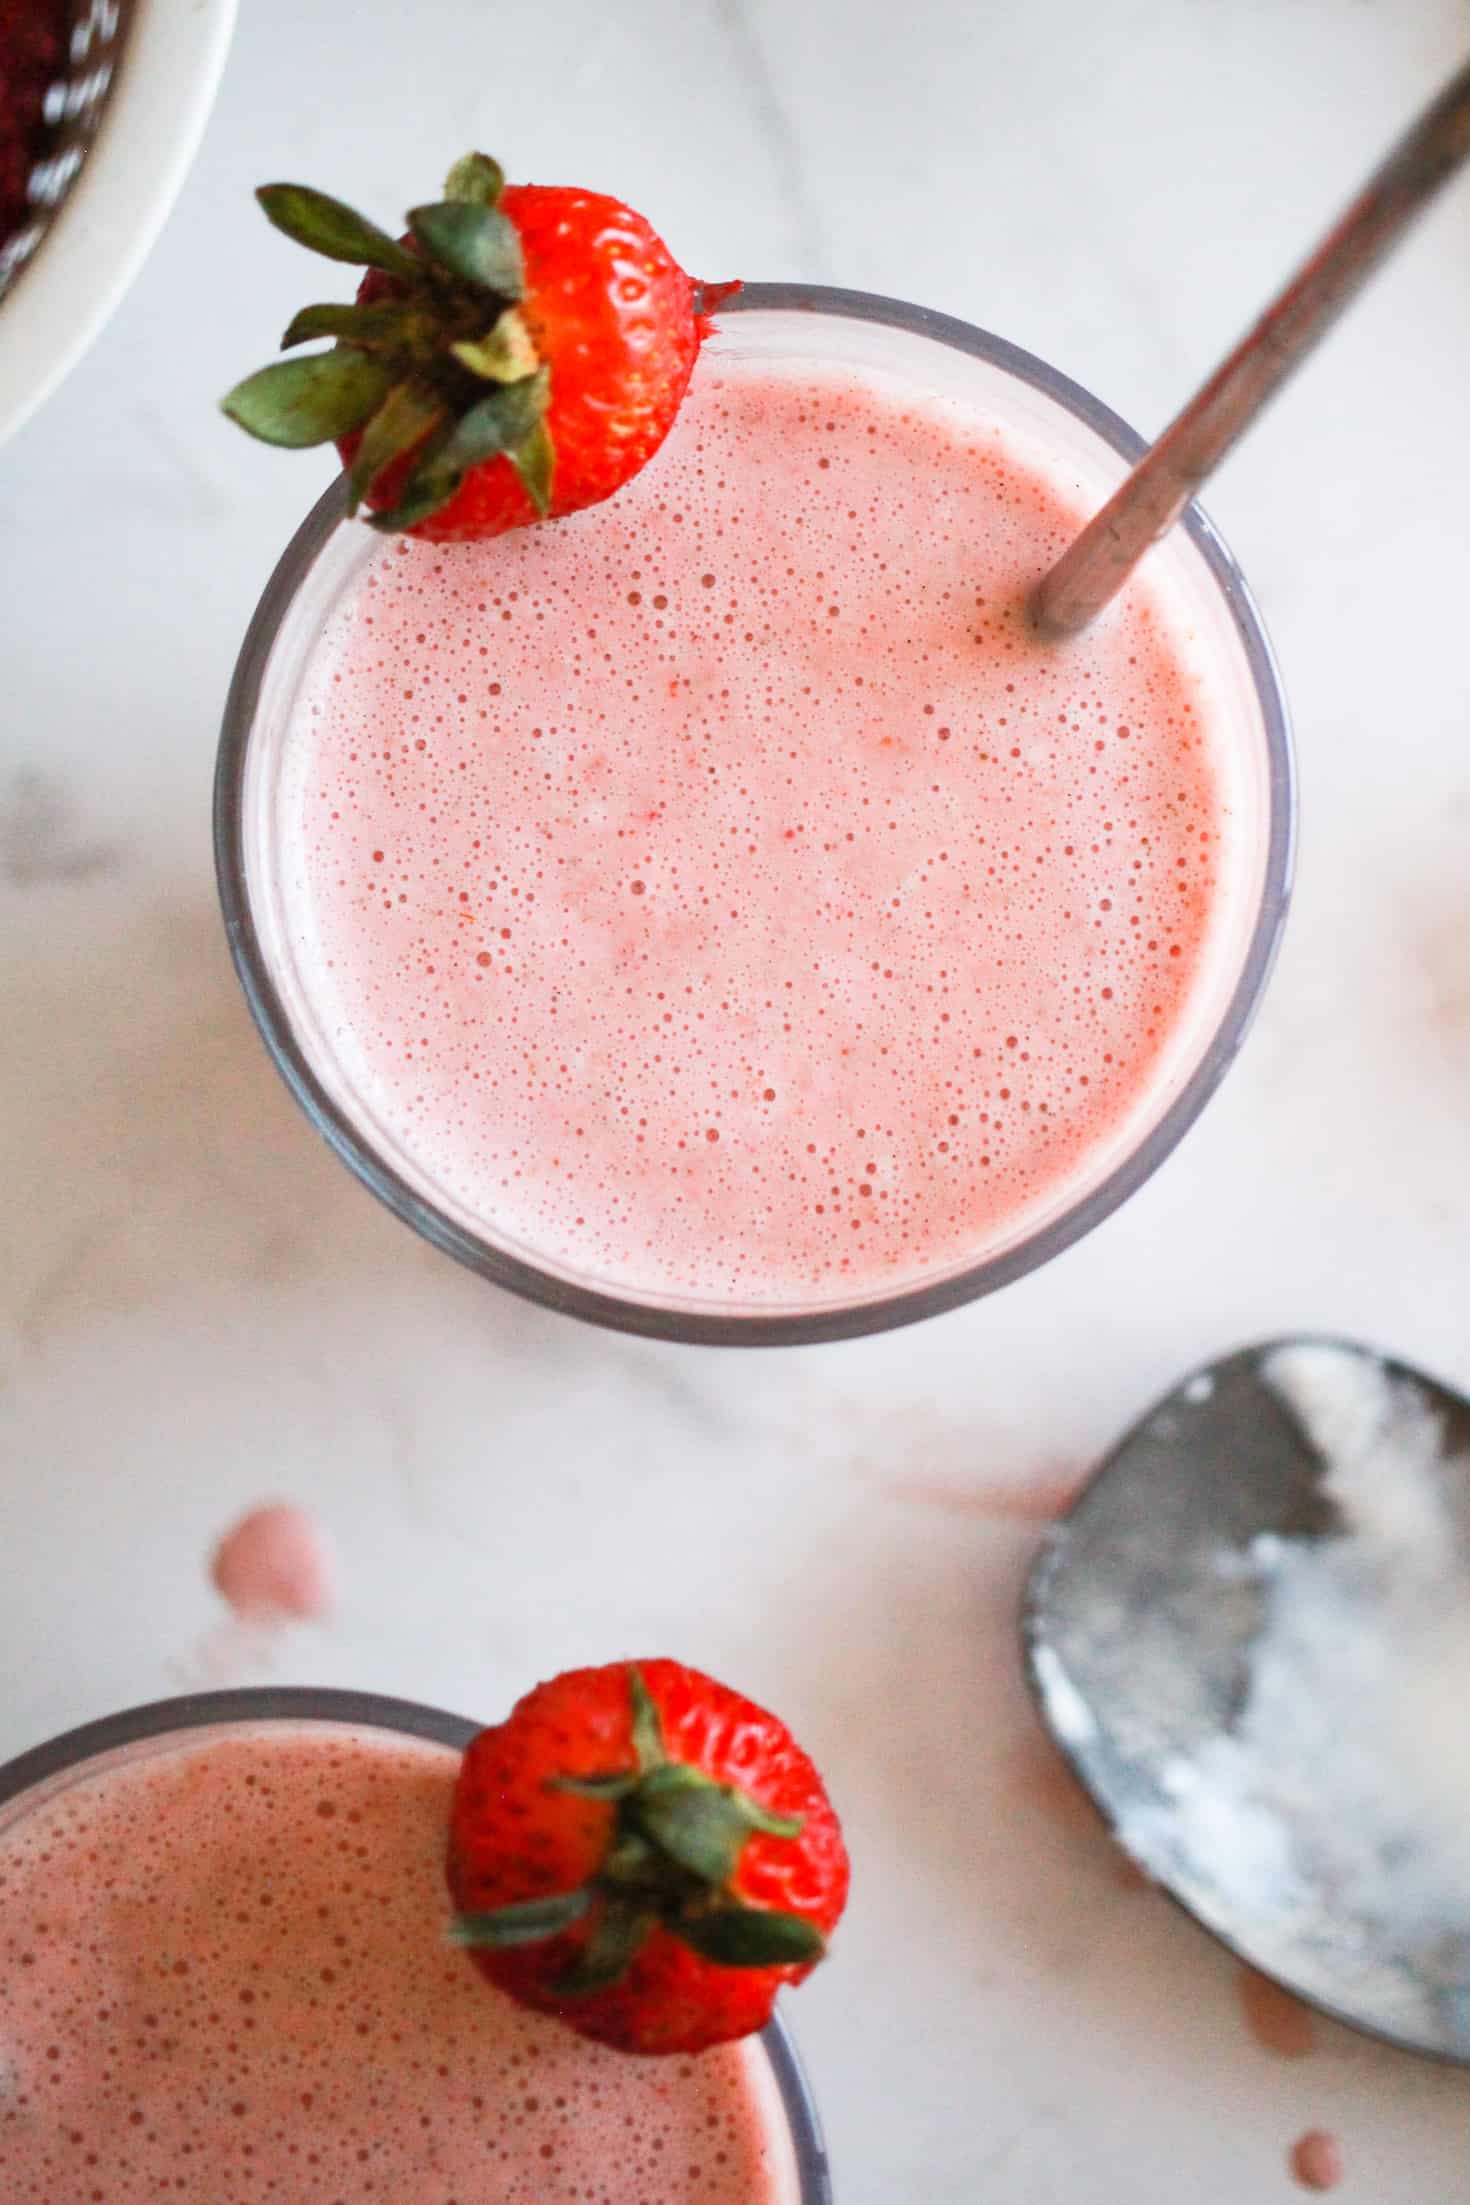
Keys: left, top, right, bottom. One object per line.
{"left": 553, "top": 1899, "right": 659, "bottom": 1996}
{"left": 629, "top": 1667, "right": 666, "bottom": 1768}
{"left": 367, "top": 369, "right": 551, "bottom": 533}
{"left": 451, "top": 307, "right": 539, "bottom": 384}
{"left": 444, "top": 151, "right": 505, "bottom": 207}
{"left": 280, "top": 299, "right": 440, "bottom": 359}
{"left": 221, "top": 349, "right": 394, "bottom": 448}
{"left": 449, "top": 1888, "right": 591, "bottom": 1949}
{"left": 409, "top": 200, "right": 524, "bottom": 296}
{"left": 223, "top": 152, "right": 555, "bottom": 531}
{"left": 345, "top": 381, "right": 448, "bottom": 515}
{"left": 633, "top": 1762, "right": 803, "bottom": 1886}
{"left": 451, "top": 1668, "right": 826, "bottom": 1998}
{"left": 256, "top": 183, "right": 418, "bottom": 278}
{"left": 506, "top": 421, "right": 555, "bottom": 518}
{"left": 673, "top": 1906, "right": 827, "bottom": 1969}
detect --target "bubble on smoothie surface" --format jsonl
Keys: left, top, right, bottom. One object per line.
{"left": 209, "top": 1500, "right": 333, "bottom": 1621}
{"left": 278, "top": 351, "right": 1239, "bottom": 1304}
{"left": 0, "top": 1728, "right": 795, "bottom": 2201}
{"left": 1289, "top": 2130, "right": 1344, "bottom": 2192}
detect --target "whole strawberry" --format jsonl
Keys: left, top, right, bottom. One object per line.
{"left": 447, "top": 1660, "right": 848, "bottom": 2055}
{"left": 222, "top": 152, "right": 705, "bottom": 542}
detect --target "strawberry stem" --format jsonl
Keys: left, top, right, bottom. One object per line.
{"left": 451, "top": 1668, "right": 822, "bottom": 1994}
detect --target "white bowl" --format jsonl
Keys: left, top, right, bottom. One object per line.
{"left": 0, "top": 0, "right": 236, "bottom": 449}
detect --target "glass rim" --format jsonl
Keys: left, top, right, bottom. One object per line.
{"left": 0, "top": 1684, "right": 833, "bottom": 2203}
{"left": 215, "top": 279, "right": 1296, "bottom": 1347}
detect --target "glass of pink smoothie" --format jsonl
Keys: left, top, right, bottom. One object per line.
{"left": 216, "top": 285, "right": 1294, "bottom": 1343}
{"left": 0, "top": 1686, "right": 830, "bottom": 2202}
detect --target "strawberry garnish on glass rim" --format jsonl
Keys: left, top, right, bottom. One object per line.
{"left": 222, "top": 153, "right": 711, "bottom": 543}
{"left": 446, "top": 1660, "right": 849, "bottom": 2056}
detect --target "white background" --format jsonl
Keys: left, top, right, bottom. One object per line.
{"left": 5, "top": 0, "right": 1470, "bottom": 2194}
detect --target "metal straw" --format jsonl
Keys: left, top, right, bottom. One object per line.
{"left": 1033, "top": 54, "right": 1470, "bottom": 640}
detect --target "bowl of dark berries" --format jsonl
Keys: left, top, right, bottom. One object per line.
{"left": 0, "top": 0, "right": 234, "bottom": 446}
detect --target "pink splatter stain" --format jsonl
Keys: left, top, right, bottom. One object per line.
{"left": 1289, "top": 2130, "right": 1344, "bottom": 2191}
{"left": 1002, "top": 1734, "right": 1150, "bottom": 1891}
{"left": 1111, "top": 1853, "right": 1153, "bottom": 1894}
{"left": 886, "top": 1465, "right": 1084, "bottom": 1523}
{"left": 210, "top": 1503, "right": 333, "bottom": 1623}
{"left": 1236, "top": 1965, "right": 1317, "bottom": 2058}
{"left": 1004, "top": 1734, "right": 1108, "bottom": 1838}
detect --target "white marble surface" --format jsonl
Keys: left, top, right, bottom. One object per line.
{"left": 5, "top": 0, "right": 1470, "bottom": 2194}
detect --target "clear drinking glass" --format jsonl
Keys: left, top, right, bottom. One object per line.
{"left": 0, "top": 1685, "right": 834, "bottom": 2202}
{"left": 216, "top": 284, "right": 1295, "bottom": 1347}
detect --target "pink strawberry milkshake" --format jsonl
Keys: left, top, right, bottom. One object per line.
{"left": 0, "top": 1720, "right": 805, "bottom": 2201}
{"left": 252, "top": 330, "right": 1271, "bottom": 1309}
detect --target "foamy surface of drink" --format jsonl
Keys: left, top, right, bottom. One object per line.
{"left": 0, "top": 1725, "right": 799, "bottom": 2201}
{"left": 277, "top": 354, "right": 1239, "bottom": 1302}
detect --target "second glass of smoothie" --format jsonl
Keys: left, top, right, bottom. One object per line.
{"left": 218, "top": 286, "right": 1293, "bottom": 1342}
{"left": 0, "top": 1688, "right": 830, "bottom": 2201}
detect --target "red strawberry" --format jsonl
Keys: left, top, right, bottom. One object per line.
{"left": 222, "top": 152, "right": 709, "bottom": 544}
{"left": 446, "top": 1659, "right": 848, "bottom": 2056}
